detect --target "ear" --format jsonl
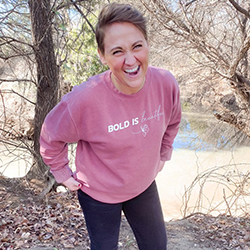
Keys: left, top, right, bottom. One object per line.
{"left": 98, "top": 49, "right": 107, "bottom": 65}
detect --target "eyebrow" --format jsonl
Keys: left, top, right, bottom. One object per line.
{"left": 109, "top": 40, "right": 144, "bottom": 53}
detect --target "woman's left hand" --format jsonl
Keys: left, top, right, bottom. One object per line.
{"left": 160, "top": 161, "right": 165, "bottom": 170}
{"left": 62, "top": 177, "right": 82, "bottom": 191}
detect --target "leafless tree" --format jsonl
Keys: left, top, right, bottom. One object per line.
{"left": 141, "top": 0, "right": 250, "bottom": 136}
{"left": 0, "top": 0, "right": 101, "bottom": 193}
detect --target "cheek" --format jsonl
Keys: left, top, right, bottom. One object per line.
{"left": 141, "top": 50, "right": 149, "bottom": 62}
{"left": 135, "top": 50, "right": 149, "bottom": 66}
{"left": 109, "top": 58, "right": 124, "bottom": 71}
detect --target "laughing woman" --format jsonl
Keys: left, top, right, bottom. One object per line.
{"left": 40, "top": 2, "right": 181, "bottom": 250}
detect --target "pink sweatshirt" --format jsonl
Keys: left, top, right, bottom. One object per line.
{"left": 40, "top": 66, "right": 181, "bottom": 203}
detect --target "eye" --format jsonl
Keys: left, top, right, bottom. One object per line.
{"left": 112, "top": 50, "right": 122, "bottom": 55}
{"left": 133, "top": 44, "right": 142, "bottom": 49}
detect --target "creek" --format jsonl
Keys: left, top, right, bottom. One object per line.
{"left": 157, "top": 111, "right": 250, "bottom": 220}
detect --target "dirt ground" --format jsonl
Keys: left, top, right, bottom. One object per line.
{"left": 25, "top": 218, "right": 214, "bottom": 250}
{"left": 1, "top": 178, "right": 250, "bottom": 250}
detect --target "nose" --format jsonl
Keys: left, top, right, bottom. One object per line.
{"left": 124, "top": 52, "right": 136, "bottom": 65}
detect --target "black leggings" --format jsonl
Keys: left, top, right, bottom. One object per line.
{"left": 78, "top": 181, "right": 167, "bottom": 250}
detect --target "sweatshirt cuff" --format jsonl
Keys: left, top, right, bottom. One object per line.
{"left": 160, "top": 147, "right": 173, "bottom": 161}
{"left": 50, "top": 166, "right": 73, "bottom": 183}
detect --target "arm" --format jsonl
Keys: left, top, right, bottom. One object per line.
{"left": 40, "top": 100, "right": 81, "bottom": 190}
{"left": 159, "top": 160, "right": 165, "bottom": 170}
{"left": 160, "top": 78, "right": 182, "bottom": 161}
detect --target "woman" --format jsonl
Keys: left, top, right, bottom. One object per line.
{"left": 40, "top": 2, "right": 181, "bottom": 250}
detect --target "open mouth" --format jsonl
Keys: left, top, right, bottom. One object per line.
{"left": 124, "top": 66, "right": 140, "bottom": 75}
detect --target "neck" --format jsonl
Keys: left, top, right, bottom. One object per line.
{"left": 111, "top": 73, "right": 145, "bottom": 95}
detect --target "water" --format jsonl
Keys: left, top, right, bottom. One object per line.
{"left": 157, "top": 111, "right": 250, "bottom": 220}
{"left": 1, "top": 111, "right": 250, "bottom": 220}
{"left": 173, "top": 112, "right": 250, "bottom": 151}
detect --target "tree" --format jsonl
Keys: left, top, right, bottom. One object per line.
{"left": 27, "top": 0, "right": 59, "bottom": 185}
{"left": 141, "top": 0, "right": 250, "bottom": 136}
{"left": 0, "top": 0, "right": 105, "bottom": 193}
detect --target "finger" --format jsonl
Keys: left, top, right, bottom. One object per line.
{"left": 71, "top": 183, "right": 82, "bottom": 191}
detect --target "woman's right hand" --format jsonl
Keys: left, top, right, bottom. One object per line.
{"left": 62, "top": 177, "right": 82, "bottom": 191}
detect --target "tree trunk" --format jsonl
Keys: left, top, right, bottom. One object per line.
{"left": 27, "top": 0, "right": 59, "bottom": 183}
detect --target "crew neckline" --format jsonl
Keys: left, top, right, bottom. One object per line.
{"left": 104, "top": 67, "right": 151, "bottom": 100}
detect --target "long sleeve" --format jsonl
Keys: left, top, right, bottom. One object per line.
{"left": 160, "top": 74, "right": 181, "bottom": 161}
{"left": 40, "top": 100, "right": 79, "bottom": 183}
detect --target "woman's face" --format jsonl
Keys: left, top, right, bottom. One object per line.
{"left": 99, "top": 22, "right": 149, "bottom": 95}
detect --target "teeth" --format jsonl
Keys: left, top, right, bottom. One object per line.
{"left": 125, "top": 66, "right": 139, "bottom": 73}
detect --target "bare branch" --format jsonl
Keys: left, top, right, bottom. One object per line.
{"left": 0, "top": 90, "right": 7, "bottom": 130}
{"left": 228, "top": 0, "right": 250, "bottom": 19}
{"left": 0, "top": 53, "right": 34, "bottom": 61}
{"left": 55, "top": 0, "right": 86, "bottom": 11}
{"left": 69, "top": 0, "right": 95, "bottom": 33}
{"left": 0, "top": 78, "right": 35, "bottom": 84}
{"left": 185, "top": 0, "right": 198, "bottom": 7}
{"left": 229, "top": 36, "right": 250, "bottom": 77}
{"left": 0, "top": 36, "right": 33, "bottom": 49}
{"left": 0, "top": 89, "right": 36, "bottom": 106}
